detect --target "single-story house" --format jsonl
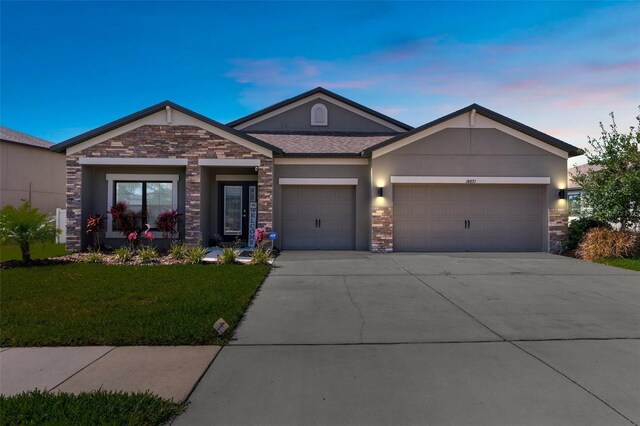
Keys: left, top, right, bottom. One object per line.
{"left": 1, "top": 126, "right": 66, "bottom": 213}
{"left": 51, "top": 87, "right": 581, "bottom": 253}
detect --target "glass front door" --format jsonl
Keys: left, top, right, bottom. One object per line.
{"left": 219, "top": 182, "right": 257, "bottom": 244}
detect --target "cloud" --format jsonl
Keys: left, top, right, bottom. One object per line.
{"left": 223, "top": 3, "right": 639, "bottom": 149}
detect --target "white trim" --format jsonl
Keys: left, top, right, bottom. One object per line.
{"left": 372, "top": 111, "right": 568, "bottom": 159}
{"left": 279, "top": 178, "right": 358, "bottom": 185}
{"left": 274, "top": 158, "right": 369, "bottom": 165}
{"left": 216, "top": 174, "right": 258, "bottom": 181}
{"left": 66, "top": 109, "right": 273, "bottom": 158}
{"left": 79, "top": 157, "right": 188, "bottom": 166}
{"left": 310, "top": 103, "right": 328, "bottom": 126}
{"left": 390, "top": 176, "right": 551, "bottom": 185}
{"left": 198, "top": 158, "right": 261, "bottom": 167}
{"left": 233, "top": 93, "right": 407, "bottom": 132}
{"left": 105, "top": 173, "right": 179, "bottom": 239}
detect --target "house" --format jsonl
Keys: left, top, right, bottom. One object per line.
{"left": 567, "top": 163, "right": 598, "bottom": 218}
{"left": 1, "top": 126, "right": 66, "bottom": 213}
{"left": 50, "top": 87, "right": 581, "bottom": 253}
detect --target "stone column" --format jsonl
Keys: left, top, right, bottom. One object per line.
{"left": 184, "top": 161, "right": 202, "bottom": 244}
{"left": 65, "top": 157, "right": 82, "bottom": 252}
{"left": 371, "top": 206, "right": 393, "bottom": 252}
{"left": 548, "top": 208, "right": 568, "bottom": 253}
{"left": 257, "top": 157, "right": 273, "bottom": 230}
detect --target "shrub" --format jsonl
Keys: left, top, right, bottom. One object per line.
{"left": 562, "top": 217, "right": 612, "bottom": 252}
{"left": 0, "top": 203, "right": 58, "bottom": 264}
{"left": 219, "top": 247, "right": 240, "bottom": 265}
{"left": 85, "top": 214, "right": 105, "bottom": 250}
{"left": 577, "top": 228, "right": 639, "bottom": 260}
{"left": 156, "top": 209, "right": 182, "bottom": 239}
{"left": 85, "top": 250, "right": 103, "bottom": 264}
{"left": 169, "top": 241, "right": 188, "bottom": 260}
{"left": 250, "top": 246, "right": 271, "bottom": 265}
{"left": 109, "top": 201, "right": 141, "bottom": 239}
{"left": 186, "top": 245, "right": 208, "bottom": 264}
{"left": 113, "top": 247, "right": 133, "bottom": 264}
{"left": 138, "top": 246, "right": 158, "bottom": 264}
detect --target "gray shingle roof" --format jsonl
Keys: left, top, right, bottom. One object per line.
{"left": 0, "top": 126, "right": 53, "bottom": 149}
{"left": 248, "top": 133, "right": 394, "bottom": 155}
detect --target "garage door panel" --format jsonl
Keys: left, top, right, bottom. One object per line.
{"left": 282, "top": 186, "right": 355, "bottom": 250}
{"left": 394, "top": 184, "right": 543, "bottom": 252}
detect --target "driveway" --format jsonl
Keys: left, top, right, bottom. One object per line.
{"left": 176, "top": 252, "right": 640, "bottom": 426}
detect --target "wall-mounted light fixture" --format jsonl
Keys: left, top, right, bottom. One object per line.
{"left": 377, "top": 187, "right": 384, "bottom": 197}
{"left": 558, "top": 189, "right": 566, "bottom": 199}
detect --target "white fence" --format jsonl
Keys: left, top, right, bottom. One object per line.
{"left": 55, "top": 208, "right": 67, "bottom": 244}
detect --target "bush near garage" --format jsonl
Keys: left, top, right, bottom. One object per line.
{"left": 562, "top": 217, "right": 612, "bottom": 252}
{"left": 577, "top": 228, "right": 640, "bottom": 260}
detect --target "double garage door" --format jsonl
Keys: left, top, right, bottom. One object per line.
{"left": 394, "top": 184, "right": 544, "bottom": 252}
{"left": 282, "top": 186, "right": 355, "bottom": 249}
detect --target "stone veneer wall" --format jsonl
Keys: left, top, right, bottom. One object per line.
{"left": 371, "top": 206, "right": 393, "bottom": 252}
{"left": 65, "top": 125, "right": 272, "bottom": 252}
{"left": 548, "top": 208, "right": 568, "bottom": 253}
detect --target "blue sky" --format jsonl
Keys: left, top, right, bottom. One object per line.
{"left": 1, "top": 1, "right": 639, "bottom": 164}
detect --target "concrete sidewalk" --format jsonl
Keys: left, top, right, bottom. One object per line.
{"left": 0, "top": 346, "right": 219, "bottom": 402}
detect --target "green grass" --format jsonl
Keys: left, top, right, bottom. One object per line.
{"left": 594, "top": 257, "right": 640, "bottom": 271}
{"left": 0, "top": 243, "right": 69, "bottom": 262}
{"left": 1, "top": 263, "right": 270, "bottom": 346}
{"left": 0, "top": 390, "right": 184, "bottom": 426}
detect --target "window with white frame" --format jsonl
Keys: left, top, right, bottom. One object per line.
{"left": 310, "top": 103, "right": 328, "bottom": 126}
{"left": 106, "top": 174, "right": 179, "bottom": 238}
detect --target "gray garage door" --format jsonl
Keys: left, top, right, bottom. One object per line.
{"left": 282, "top": 186, "right": 355, "bottom": 249}
{"left": 394, "top": 184, "right": 543, "bottom": 252}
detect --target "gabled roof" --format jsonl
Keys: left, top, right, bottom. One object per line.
{"left": 227, "top": 87, "right": 414, "bottom": 131}
{"left": 249, "top": 133, "right": 393, "bottom": 156}
{"left": 0, "top": 126, "right": 53, "bottom": 149}
{"left": 361, "top": 103, "right": 583, "bottom": 157}
{"left": 50, "top": 101, "right": 284, "bottom": 155}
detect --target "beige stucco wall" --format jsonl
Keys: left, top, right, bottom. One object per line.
{"left": 0, "top": 141, "right": 66, "bottom": 213}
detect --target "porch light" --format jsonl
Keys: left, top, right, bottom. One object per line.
{"left": 377, "top": 187, "right": 384, "bottom": 197}
{"left": 558, "top": 189, "right": 566, "bottom": 199}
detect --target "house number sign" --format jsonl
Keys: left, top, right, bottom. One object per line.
{"left": 466, "top": 179, "right": 477, "bottom": 184}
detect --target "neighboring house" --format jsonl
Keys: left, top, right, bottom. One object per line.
{"left": 0, "top": 126, "right": 66, "bottom": 213}
{"left": 567, "top": 163, "right": 598, "bottom": 219}
{"left": 51, "top": 87, "right": 581, "bottom": 253}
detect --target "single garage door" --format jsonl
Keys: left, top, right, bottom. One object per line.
{"left": 394, "top": 184, "right": 543, "bottom": 252}
{"left": 282, "top": 186, "right": 355, "bottom": 249}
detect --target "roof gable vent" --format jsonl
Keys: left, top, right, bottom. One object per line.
{"left": 310, "top": 103, "right": 328, "bottom": 126}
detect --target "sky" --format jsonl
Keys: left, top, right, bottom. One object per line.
{"left": 1, "top": 1, "right": 639, "bottom": 166}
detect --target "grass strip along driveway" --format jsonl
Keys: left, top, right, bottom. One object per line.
{"left": 0, "top": 390, "right": 184, "bottom": 426}
{"left": 595, "top": 257, "right": 640, "bottom": 271}
{"left": 1, "top": 263, "right": 270, "bottom": 346}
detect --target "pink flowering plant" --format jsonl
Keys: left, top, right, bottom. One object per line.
{"left": 156, "top": 209, "right": 182, "bottom": 240}
{"left": 255, "top": 227, "right": 267, "bottom": 246}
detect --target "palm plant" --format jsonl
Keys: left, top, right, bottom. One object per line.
{"left": 0, "top": 203, "right": 59, "bottom": 264}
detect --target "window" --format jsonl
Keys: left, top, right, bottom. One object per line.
{"left": 568, "top": 190, "right": 583, "bottom": 216}
{"left": 106, "top": 174, "right": 179, "bottom": 238}
{"left": 310, "top": 103, "right": 328, "bottom": 126}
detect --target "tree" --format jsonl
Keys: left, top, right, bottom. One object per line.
{"left": 573, "top": 110, "right": 640, "bottom": 230}
{"left": 0, "top": 203, "right": 59, "bottom": 263}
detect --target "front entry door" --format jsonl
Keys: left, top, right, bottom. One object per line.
{"left": 219, "top": 182, "right": 257, "bottom": 244}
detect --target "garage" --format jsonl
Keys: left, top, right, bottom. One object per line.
{"left": 394, "top": 184, "right": 544, "bottom": 252}
{"left": 281, "top": 185, "right": 355, "bottom": 249}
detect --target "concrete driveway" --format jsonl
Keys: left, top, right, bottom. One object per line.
{"left": 176, "top": 252, "right": 640, "bottom": 426}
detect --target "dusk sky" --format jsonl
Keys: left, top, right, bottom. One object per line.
{"left": 2, "top": 1, "right": 639, "bottom": 166}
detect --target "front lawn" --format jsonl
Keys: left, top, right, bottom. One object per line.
{"left": 0, "top": 390, "right": 184, "bottom": 426}
{"left": 0, "top": 243, "right": 68, "bottom": 262}
{"left": 1, "top": 263, "right": 269, "bottom": 346}
{"left": 594, "top": 258, "right": 640, "bottom": 272}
